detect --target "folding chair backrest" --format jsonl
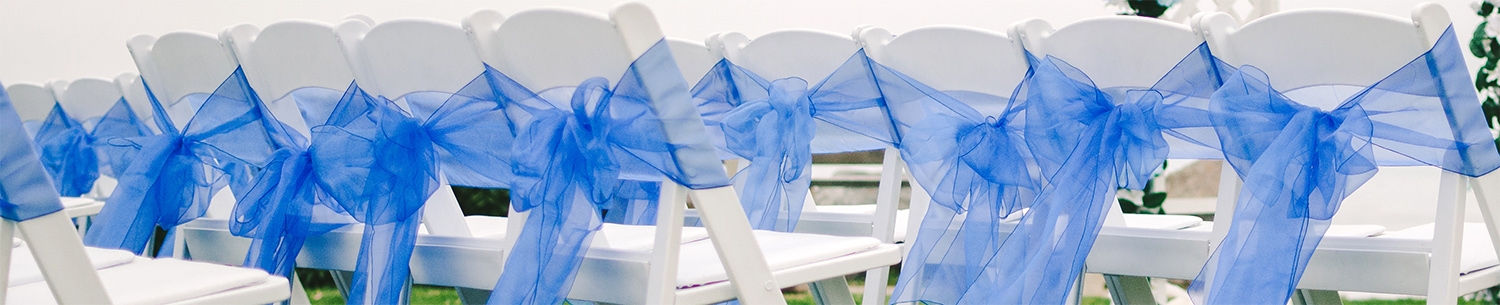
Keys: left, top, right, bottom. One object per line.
{"left": 114, "top": 72, "right": 157, "bottom": 129}
{"left": 668, "top": 38, "right": 718, "bottom": 85}
{"left": 1014, "top": 17, "right": 1236, "bottom": 232}
{"left": 1197, "top": 5, "right": 1476, "bottom": 300}
{"left": 334, "top": 18, "right": 488, "bottom": 238}
{"left": 1015, "top": 16, "right": 1206, "bottom": 91}
{"left": 859, "top": 25, "right": 1027, "bottom": 112}
{"left": 48, "top": 78, "right": 124, "bottom": 127}
{"left": 223, "top": 20, "right": 363, "bottom": 137}
{"left": 465, "top": 4, "right": 784, "bottom": 303}
{"left": 5, "top": 83, "right": 54, "bottom": 122}
{"left": 126, "top": 32, "right": 240, "bottom": 131}
{"left": 335, "top": 18, "right": 486, "bottom": 102}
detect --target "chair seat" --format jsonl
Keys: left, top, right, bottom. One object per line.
{"left": 675, "top": 230, "right": 882, "bottom": 288}
{"left": 9, "top": 246, "right": 135, "bottom": 286}
{"left": 61, "top": 197, "right": 104, "bottom": 218}
{"left": 6, "top": 258, "right": 289, "bottom": 305}
{"left": 1376, "top": 223, "right": 1497, "bottom": 275}
{"left": 1293, "top": 223, "right": 1495, "bottom": 295}
{"left": 1118, "top": 214, "right": 1202, "bottom": 230}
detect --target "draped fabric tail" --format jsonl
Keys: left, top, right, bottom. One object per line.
{"left": 92, "top": 98, "right": 157, "bottom": 178}
{"left": 348, "top": 212, "right": 422, "bottom": 305}
{"left": 34, "top": 104, "right": 98, "bottom": 196}
{"left": 0, "top": 81, "right": 69, "bottom": 221}
{"left": 489, "top": 189, "right": 599, "bottom": 304}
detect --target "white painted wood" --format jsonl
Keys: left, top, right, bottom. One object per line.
{"left": 113, "top": 73, "right": 155, "bottom": 129}
{"left": 49, "top": 78, "right": 123, "bottom": 127}
{"left": 5, "top": 83, "right": 54, "bottom": 122}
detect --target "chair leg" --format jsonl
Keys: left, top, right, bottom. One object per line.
{"left": 860, "top": 267, "right": 890, "bottom": 305}
{"left": 456, "top": 287, "right": 491, "bottom": 305}
{"left": 330, "top": 270, "right": 355, "bottom": 297}
{"left": 1291, "top": 289, "right": 1341, "bottom": 305}
{"left": 808, "top": 276, "right": 856, "bottom": 305}
{"left": 289, "top": 271, "right": 314, "bottom": 305}
{"left": 1104, "top": 274, "right": 1157, "bottom": 305}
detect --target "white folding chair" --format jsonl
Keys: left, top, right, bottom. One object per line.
{"left": 0, "top": 78, "right": 291, "bottom": 305}
{"left": 175, "top": 17, "right": 512, "bottom": 304}
{"left": 854, "top": 24, "right": 1052, "bottom": 305}
{"left": 694, "top": 28, "right": 910, "bottom": 303}
{"left": 1007, "top": 16, "right": 1248, "bottom": 304}
{"left": 4, "top": 81, "right": 109, "bottom": 220}
{"left": 44, "top": 78, "right": 126, "bottom": 218}
{"left": 117, "top": 30, "right": 249, "bottom": 259}
{"left": 461, "top": 4, "right": 903, "bottom": 304}
{"left": 1193, "top": 4, "right": 1500, "bottom": 304}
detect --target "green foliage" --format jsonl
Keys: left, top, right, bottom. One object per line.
{"left": 1473, "top": 2, "right": 1500, "bottom": 150}
{"left": 452, "top": 186, "right": 509, "bottom": 217}
{"left": 1118, "top": 162, "right": 1169, "bottom": 215}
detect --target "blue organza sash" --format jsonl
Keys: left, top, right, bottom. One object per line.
{"left": 877, "top": 43, "right": 1230, "bottom": 304}
{"left": 31, "top": 98, "right": 154, "bottom": 197}
{"left": 91, "top": 98, "right": 158, "bottom": 178}
{"left": 1188, "top": 26, "right": 1500, "bottom": 304}
{"left": 224, "top": 84, "right": 359, "bottom": 285}
{"left": 84, "top": 68, "right": 279, "bottom": 256}
{"left": 309, "top": 70, "right": 524, "bottom": 304}
{"left": 691, "top": 51, "right": 894, "bottom": 232}
{"left": 486, "top": 39, "right": 730, "bottom": 304}
{"left": 0, "top": 83, "right": 68, "bottom": 221}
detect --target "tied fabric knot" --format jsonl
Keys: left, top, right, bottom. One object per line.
{"left": 85, "top": 68, "right": 273, "bottom": 257}
{"left": 228, "top": 84, "right": 360, "bottom": 285}
{"left": 1189, "top": 26, "right": 1500, "bottom": 304}
{"left": 33, "top": 97, "right": 152, "bottom": 197}
{"left": 310, "top": 84, "right": 439, "bottom": 305}
{"left": 33, "top": 104, "right": 99, "bottom": 197}
{"left": 492, "top": 77, "right": 638, "bottom": 305}
{"left": 693, "top": 50, "right": 894, "bottom": 233}
{"left": 868, "top": 59, "right": 1043, "bottom": 304}
{"left": 489, "top": 39, "right": 732, "bottom": 304}
{"left": 880, "top": 42, "right": 1229, "bottom": 304}
{"left": 720, "top": 77, "right": 816, "bottom": 232}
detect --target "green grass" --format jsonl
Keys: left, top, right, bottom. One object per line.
{"left": 307, "top": 285, "right": 459, "bottom": 305}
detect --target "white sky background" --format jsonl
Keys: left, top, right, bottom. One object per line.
{"left": 0, "top": 0, "right": 1483, "bottom": 84}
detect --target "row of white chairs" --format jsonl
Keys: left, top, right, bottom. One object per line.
{"left": 6, "top": 2, "right": 1500, "bottom": 305}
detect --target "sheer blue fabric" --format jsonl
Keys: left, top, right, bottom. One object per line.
{"left": 84, "top": 68, "right": 275, "bottom": 256}
{"left": 226, "top": 85, "right": 358, "bottom": 284}
{"left": 487, "top": 39, "right": 730, "bottom": 304}
{"left": 0, "top": 82, "right": 68, "bottom": 221}
{"left": 878, "top": 43, "right": 1230, "bottom": 304}
{"left": 33, "top": 104, "right": 100, "bottom": 196}
{"left": 91, "top": 98, "right": 157, "bottom": 178}
{"left": 690, "top": 51, "right": 894, "bottom": 232}
{"left": 33, "top": 97, "right": 157, "bottom": 196}
{"left": 1188, "top": 27, "right": 1500, "bottom": 304}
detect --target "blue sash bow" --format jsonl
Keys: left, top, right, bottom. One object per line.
{"left": 487, "top": 39, "right": 731, "bottom": 304}
{"left": 225, "top": 85, "right": 359, "bottom": 285}
{"left": 1189, "top": 27, "right": 1500, "bottom": 304}
{"left": 32, "top": 98, "right": 155, "bottom": 197}
{"left": 877, "top": 43, "right": 1229, "bottom": 304}
{"left": 0, "top": 84, "right": 68, "bottom": 221}
{"left": 90, "top": 98, "right": 158, "bottom": 178}
{"left": 692, "top": 51, "right": 894, "bottom": 232}
{"left": 84, "top": 68, "right": 280, "bottom": 256}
